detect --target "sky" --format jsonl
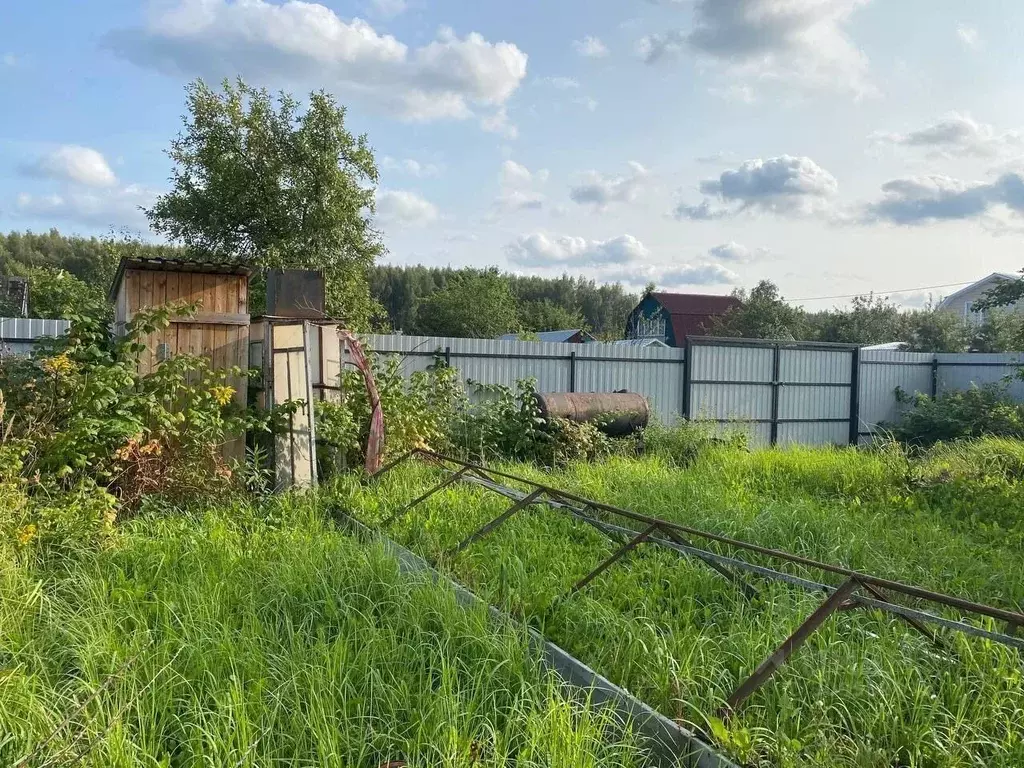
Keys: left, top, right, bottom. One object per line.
{"left": 3, "top": 0, "right": 1024, "bottom": 310}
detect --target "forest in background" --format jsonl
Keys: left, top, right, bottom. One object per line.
{"left": 2, "top": 228, "right": 1024, "bottom": 351}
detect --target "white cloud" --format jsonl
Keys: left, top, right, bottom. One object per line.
{"left": 104, "top": 1, "right": 528, "bottom": 124}
{"left": 603, "top": 262, "right": 739, "bottom": 287}
{"left": 2, "top": 53, "right": 17, "bottom": 67}
{"left": 708, "top": 241, "right": 768, "bottom": 263}
{"left": 871, "top": 113, "right": 1022, "bottom": 159}
{"left": 15, "top": 185, "right": 155, "bottom": 230}
{"left": 539, "top": 76, "right": 579, "bottom": 90}
{"left": 676, "top": 155, "right": 838, "bottom": 219}
{"left": 480, "top": 106, "right": 518, "bottom": 139}
{"left": 574, "top": 96, "right": 599, "bottom": 112}
{"left": 496, "top": 160, "right": 548, "bottom": 212}
{"left": 957, "top": 24, "right": 981, "bottom": 49}
{"left": 381, "top": 156, "right": 441, "bottom": 177}
{"left": 573, "top": 36, "right": 609, "bottom": 58}
{"left": 375, "top": 189, "right": 439, "bottom": 227}
{"left": 707, "top": 83, "right": 756, "bottom": 104}
{"left": 22, "top": 145, "right": 118, "bottom": 188}
{"left": 863, "top": 173, "right": 1024, "bottom": 226}
{"left": 505, "top": 233, "right": 649, "bottom": 267}
{"left": 371, "top": 0, "right": 406, "bottom": 17}
{"left": 570, "top": 161, "right": 648, "bottom": 209}
{"left": 640, "top": 0, "right": 873, "bottom": 96}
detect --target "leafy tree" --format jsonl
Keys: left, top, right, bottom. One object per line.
{"left": 970, "top": 310, "right": 1024, "bottom": 352}
{"left": 416, "top": 270, "right": 520, "bottom": 338}
{"left": 905, "top": 310, "right": 971, "bottom": 352}
{"left": 809, "top": 294, "right": 910, "bottom": 345}
{"left": 146, "top": 79, "right": 383, "bottom": 328}
{"left": 518, "top": 299, "right": 586, "bottom": 333}
{"left": 976, "top": 270, "right": 1024, "bottom": 311}
{"left": 713, "top": 280, "right": 806, "bottom": 340}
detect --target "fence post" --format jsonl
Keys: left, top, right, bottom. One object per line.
{"left": 569, "top": 351, "right": 577, "bottom": 393}
{"left": 769, "top": 343, "right": 781, "bottom": 446}
{"left": 848, "top": 346, "right": 861, "bottom": 446}
{"left": 681, "top": 336, "right": 692, "bottom": 421}
{"left": 444, "top": 346, "right": 451, "bottom": 367}
{"left": 930, "top": 356, "right": 939, "bottom": 399}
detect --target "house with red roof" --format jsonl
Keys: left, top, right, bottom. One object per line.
{"left": 624, "top": 291, "right": 741, "bottom": 348}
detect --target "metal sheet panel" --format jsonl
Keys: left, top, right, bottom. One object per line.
{"left": 778, "top": 386, "right": 850, "bottom": 420}
{"left": 779, "top": 348, "right": 850, "bottom": 384}
{"left": 936, "top": 353, "right": 1024, "bottom": 401}
{"left": 690, "top": 343, "right": 773, "bottom": 382}
{"left": 0, "top": 317, "right": 70, "bottom": 340}
{"left": 857, "top": 350, "right": 934, "bottom": 435}
{"left": 690, "top": 382, "right": 772, "bottom": 421}
{"left": 576, "top": 344, "right": 684, "bottom": 424}
{"left": 777, "top": 421, "right": 848, "bottom": 447}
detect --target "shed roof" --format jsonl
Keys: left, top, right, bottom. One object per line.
{"left": 935, "top": 273, "right": 1019, "bottom": 310}
{"left": 108, "top": 257, "right": 251, "bottom": 300}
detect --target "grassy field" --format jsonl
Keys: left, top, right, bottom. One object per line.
{"left": 340, "top": 439, "right": 1024, "bottom": 767}
{"left": 0, "top": 496, "right": 653, "bottom": 767}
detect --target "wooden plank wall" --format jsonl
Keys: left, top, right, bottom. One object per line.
{"left": 122, "top": 268, "right": 249, "bottom": 462}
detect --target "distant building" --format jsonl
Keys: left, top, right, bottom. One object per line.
{"left": 497, "top": 329, "right": 597, "bottom": 344}
{"left": 610, "top": 337, "right": 670, "bottom": 349}
{"left": 936, "top": 272, "right": 1021, "bottom": 325}
{"left": 625, "top": 292, "right": 741, "bottom": 348}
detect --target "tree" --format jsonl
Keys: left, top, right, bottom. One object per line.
{"left": 518, "top": 299, "right": 586, "bottom": 333}
{"left": 809, "top": 294, "right": 912, "bottom": 345}
{"left": 905, "top": 310, "right": 971, "bottom": 352}
{"left": 416, "top": 271, "right": 520, "bottom": 338}
{"left": 970, "top": 310, "right": 1024, "bottom": 352}
{"left": 976, "top": 270, "right": 1024, "bottom": 311}
{"left": 712, "top": 280, "right": 806, "bottom": 340}
{"left": 146, "top": 79, "right": 383, "bottom": 329}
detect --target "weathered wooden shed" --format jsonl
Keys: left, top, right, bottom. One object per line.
{"left": 109, "top": 257, "right": 252, "bottom": 458}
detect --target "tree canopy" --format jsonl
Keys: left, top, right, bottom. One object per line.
{"left": 147, "top": 79, "right": 383, "bottom": 328}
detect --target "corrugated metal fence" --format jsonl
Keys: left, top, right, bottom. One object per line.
{"left": 0, "top": 317, "right": 70, "bottom": 357}
{"left": 365, "top": 333, "right": 1024, "bottom": 447}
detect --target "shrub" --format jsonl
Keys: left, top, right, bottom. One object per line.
{"left": 889, "top": 383, "right": 1024, "bottom": 446}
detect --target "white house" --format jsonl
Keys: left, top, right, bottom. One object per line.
{"left": 936, "top": 272, "right": 1022, "bottom": 324}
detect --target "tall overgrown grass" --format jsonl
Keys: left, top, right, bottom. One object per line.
{"left": 341, "top": 438, "right": 1024, "bottom": 767}
{"left": 0, "top": 494, "right": 651, "bottom": 767}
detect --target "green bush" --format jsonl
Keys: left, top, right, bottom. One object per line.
{"left": 889, "top": 383, "right": 1024, "bottom": 446}
{"left": 641, "top": 419, "right": 747, "bottom": 467}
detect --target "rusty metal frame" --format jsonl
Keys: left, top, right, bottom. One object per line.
{"left": 370, "top": 449, "right": 1024, "bottom": 715}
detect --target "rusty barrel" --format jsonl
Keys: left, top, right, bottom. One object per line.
{"left": 534, "top": 392, "right": 650, "bottom": 436}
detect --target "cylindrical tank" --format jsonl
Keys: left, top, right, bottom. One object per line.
{"left": 534, "top": 392, "right": 650, "bottom": 436}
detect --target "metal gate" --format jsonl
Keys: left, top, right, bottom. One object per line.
{"left": 682, "top": 337, "right": 859, "bottom": 447}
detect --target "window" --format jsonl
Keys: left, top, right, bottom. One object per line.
{"left": 631, "top": 309, "right": 667, "bottom": 340}
{"left": 964, "top": 300, "right": 986, "bottom": 325}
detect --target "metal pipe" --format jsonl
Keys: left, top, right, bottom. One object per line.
{"left": 413, "top": 450, "right": 1024, "bottom": 626}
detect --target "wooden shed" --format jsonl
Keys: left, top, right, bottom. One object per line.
{"left": 109, "top": 258, "right": 252, "bottom": 458}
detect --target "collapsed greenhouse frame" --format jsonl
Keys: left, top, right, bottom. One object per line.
{"left": 371, "top": 448, "right": 1024, "bottom": 718}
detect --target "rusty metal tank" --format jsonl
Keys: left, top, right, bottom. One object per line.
{"left": 534, "top": 392, "right": 650, "bottom": 436}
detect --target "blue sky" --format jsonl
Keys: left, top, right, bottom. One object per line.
{"left": 3, "top": 0, "right": 1024, "bottom": 308}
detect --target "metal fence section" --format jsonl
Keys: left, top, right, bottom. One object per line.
{"left": 361, "top": 333, "right": 1024, "bottom": 447}
{"left": 0, "top": 317, "right": 70, "bottom": 357}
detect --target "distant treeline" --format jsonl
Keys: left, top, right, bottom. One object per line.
{"left": 3, "top": 229, "right": 1023, "bottom": 351}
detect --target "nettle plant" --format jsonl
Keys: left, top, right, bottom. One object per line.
{"left": 0, "top": 297, "right": 250, "bottom": 525}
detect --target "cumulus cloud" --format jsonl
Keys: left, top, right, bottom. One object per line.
{"left": 381, "top": 156, "right": 441, "bottom": 177}
{"left": 370, "top": 0, "right": 406, "bottom": 17}
{"left": 505, "top": 233, "right": 649, "bottom": 268}
{"left": 640, "top": 0, "right": 873, "bottom": 95}
{"left": 104, "top": 1, "right": 528, "bottom": 124}
{"left": 570, "top": 161, "right": 648, "bottom": 209}
{"left": 676, "top": 155, "right": 838, "bottom": 219}
{"left": 496, "top": 160, "right": 548, "bottom": 212}
{"left": 375, "top": 189, "right": 439, "bottom": 227}
{"left": 708, "top": 241, "right": 768, "bottom": 263}
{"left": 573, "top": 36, "right": 609, "bottom": 58}
{"left": 15, "top": 185, "right": 155, "bottom": 230}
{"left": 863, "top": 173, "right": 1024, "bottom": 226}
{"left": 480, "top": 106, "right": 518, "bottom": 139}
{"left": 603, "top": 262, "right": 739, "bottom": 287}
{"left": 871, "top": 113, "right": 1022, "bottom": 159}
{"left": 957, "top": 24, "right": 980, "bottom": 49}
{"left": 22, "top": 145, "right": 118, "bottom": 188}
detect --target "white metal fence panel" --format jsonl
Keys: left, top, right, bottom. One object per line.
{"left": 778, "top": 347, "right": 853, "bottom": 447}
{"left": 857, "top": 351, "right": 935, "bottom": 440}
{"left": 574, "top": 344, "right": 685, "bottom": 424}
{"left": 0, "top": 317, "right": 71, "bottom": 357}
{"left": 937, "top": 353, "right": 1024, "bottom": 401}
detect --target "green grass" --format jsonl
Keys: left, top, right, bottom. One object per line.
{"left": 339, "top": 440, "right": 1024, "bottom": 767}
{"left": 0, "top": 495, "right": 652, "bottom": 767}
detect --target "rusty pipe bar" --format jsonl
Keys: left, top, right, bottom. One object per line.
{"left": 571, "top": 523, "right": 661, "bottom": 595}
{"left": 412, "top": 450, "right": 1024, "bottom": 626}
{"left": 445, "top": 488, "right": 546, "bottom": 559}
